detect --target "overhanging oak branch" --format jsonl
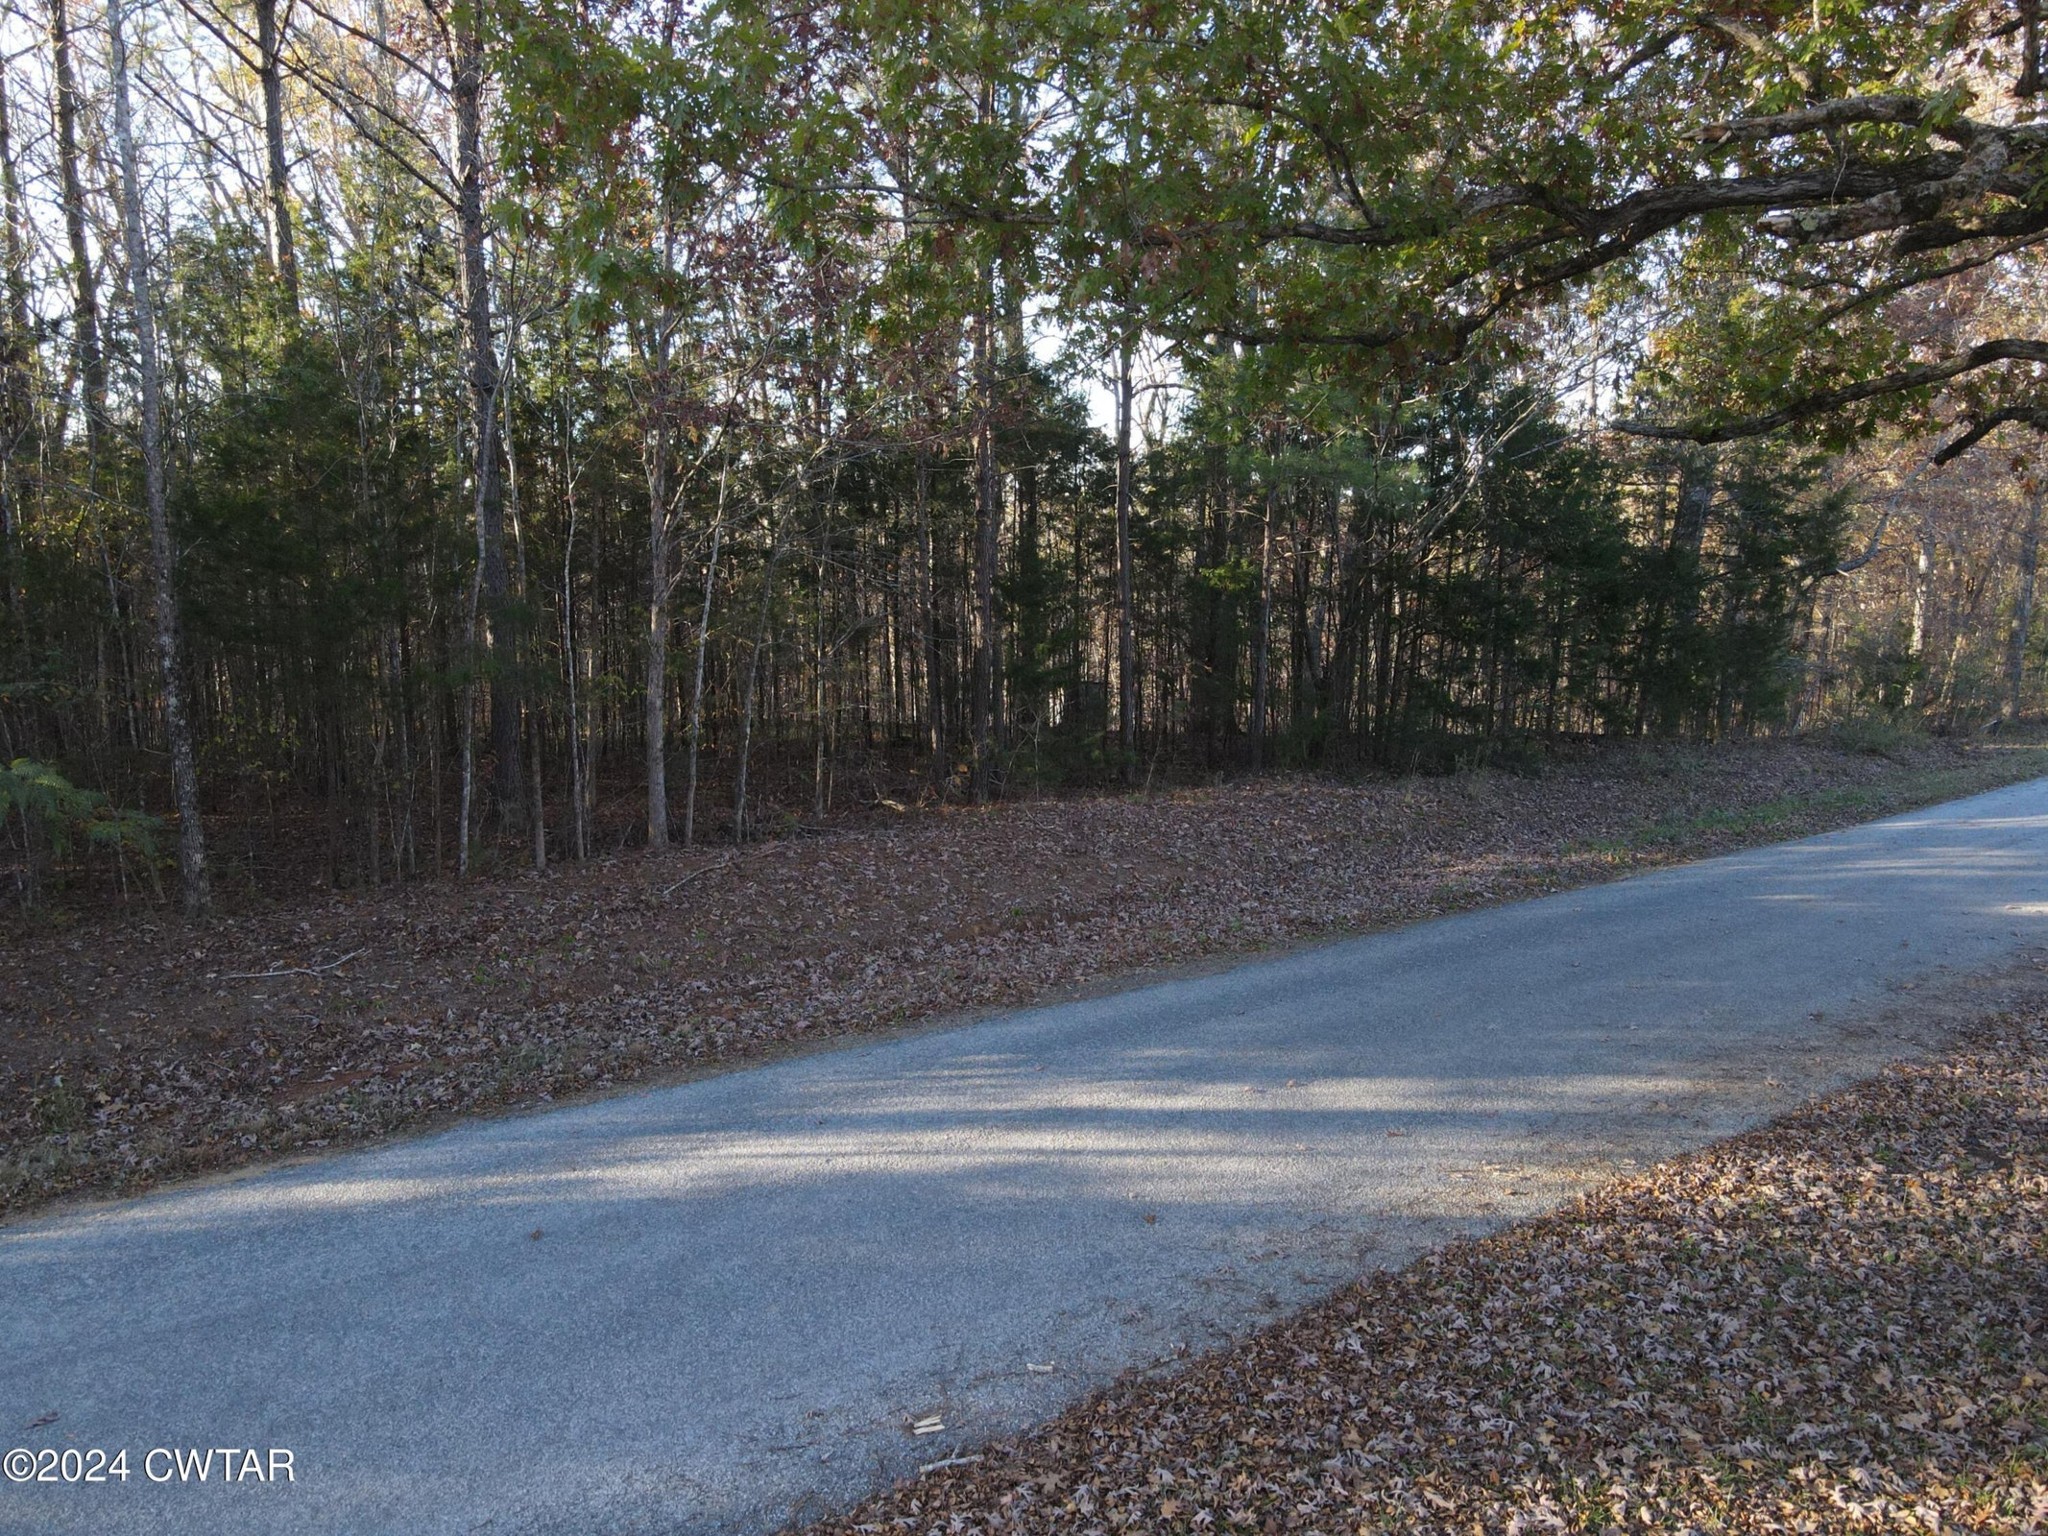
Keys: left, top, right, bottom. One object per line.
{"left": 1612, "top": 339, "right": 2048, "bottom": 444}
{"left": 1932, "top": 404, "right": 2048, "bottom": 463}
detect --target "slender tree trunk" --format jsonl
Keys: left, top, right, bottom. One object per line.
{"left": 1250, "top": 470, "right": 1276, "bottom": 768}
{"left": 971, "top": 285, "right": 1001, "bottom": 803}
{"left": 0, "top": 61, "right": 29, "bottom": 399}
{"left": 579, "top": 641, "right": 597, "bottom": 849}
{"left": 255, "top": 0, "right": 298, "bottom": 311}
{"left": 561, "top": 414, "right": 589, "bottom": 862}
{"left": 0, "top": 62, "right": 33, "bottom": 643}
{"left": 1906, "top": 513, "right": 1935, "bottom": 708}
{"left": 642, "top": 213, "right": 683, "bottom": 851}
{"left": 813, "top": 548, "right": 829, "bottom": 818}
{"left": 456, "top": 672, "right": 476, "bottom": 875}
{"left": 391, "top": 626, "right": 416, "bottom": 876}
{"left": 457, "top": 471, "right": 485, "bottom": 875}
{"left": 999, "top": 280, "right": 1046, "bottom": 737}
{"left": 529, "top": 706, "right": 546, "bottom": 869}
{"left": 450, "top": 14, "right": 519, "bottom": 827}
{"left": 644, "top": 421, "right": 671, "bottom": 849}
{"left": 564, "top": 626, "right": 585, "bottom": 860}
{"left": 2009, "top": 486, "right": 2043, "bottom": 720}
{"left": 109, "top": 0, "right": 209, "bottom": 915}
{"left": 733, "top": 513, "right": 786, "bottom": 844}
{"left": 500, "top": 346, "right": 545, "bottom": 871}
{"left": 1113, "top": 331, "right": 1137, "bottom": 779}
{"left": 914, "top": 445, "right": 941, "bottom": 775}
{"left": 2022, "top": 0, "right": 2042, "bottom": 98}
{"left": 51, "top": 0, "right": 105, "bottom": 471}
{"left": 683, "top": 465, "right": 726, "bottom": 848}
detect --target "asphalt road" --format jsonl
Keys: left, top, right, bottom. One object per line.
{"left": 7, "top": 777, "right": 2048, "bottom": 1535}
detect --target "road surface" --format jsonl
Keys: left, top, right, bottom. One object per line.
{"left": 6, "top": 777, "right": 2048, "bottom": 1535}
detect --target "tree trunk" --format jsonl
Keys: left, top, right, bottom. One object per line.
{"left": 561, "top": 411, "right": 587, "bottom": 861}
{"left": 456, "top": 672, "right": 476, "bottom": 875}
{"left": 1113, "top": 331, "right": 1137, "bottom": 779}
{"left": 915, "top": 446, "right": 942, "bottom": 775}
{"left": 683, "top": 466, "right": 727, "bottom": 848}
{"left": 1907, "top": 512, "right": 1935, "bottom": 708}
{"left": 450, "top": 15, "right": 519, "bottom": 828}
{"left": 970, "top": 274, "right": 1000, "bottom": 803}
{"left": 109, "top": 0, "right": 209, "bottom": 915}
{"left": 813, "top": 549, "right": 829, "bottom": 818}
{"left": 733, "top": 513, "right": 786, "bottom": 844}
{"left": 1657, "top": 450, "right": 1717, "bottom": 729}
{"left": 2009, "top": 486, "right": 2043, "bottom": 720}
{"left": 50, "top": 0, "right": 105, "bottom": 471}
{"left": 501, "top": 348, "right": 544, "bottom": 871}
{"left": 642, "top": 208, "right": 686, "bottom": 851}
{"left": 0, "top": 62, "right": 33, "bottom": 642}
{"left": 2022, "top": 0, "right": 2042, "bottom": 97}
{"left": 644, "top": 420, "right": 671, "bottom": 849}
{"left": 1250, "top": 469, "right": 1276, "bottom": 767}
{"left": 256, "top": 0, "right": 298, "bottom": 311}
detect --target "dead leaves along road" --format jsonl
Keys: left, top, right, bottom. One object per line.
{"left": 804, "top": 1019, "right": 2048, "bottom": 1536}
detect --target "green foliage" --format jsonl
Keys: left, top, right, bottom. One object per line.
{"left": 31, "top": 1078, "right": 86, "bottom": 1136}
{"left": 164, "top": 223, "right": 461, "bottom": 799}
{"left": 1828, "top": 713, "right": 1927, "bottom": 761}
{"left": 0, "top": 759, "right": 163, "bottom": 908}
{"left": 2, "top": 0, "right": 2006, "bottom": 898}
{"left": 1625, "top": 443, "right": 1848, "bottom": 737}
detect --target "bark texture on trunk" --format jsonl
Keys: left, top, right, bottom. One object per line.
{"left": 0, "top": 65, "right": 28, "bottom": 642}
{"left": 683, "top": 470, "right": 725, "bottom": 848}
{"left": 1907, "top": 514, "right": 1936, "bottom": 707}
{"left": 1113, "top": 334, "right": 1137, "bottom": 778}
{"left": 451, "top": 16, "right": 519, "bottom": 826}
{"left": 915, "top": 447, "right": 941, "bottom": 774}
{"left": 644, "top": 427, "right": 670, "bottom": 849}
{"left": 51, "top": 0, "right": 105, "bottom": 468}
{"left": 256, "top": 0, "right": 298, "bottom": 310}
{"left": 1250, "top": 471, "right": 1276, "bottom": 767}
{"left": 971, "top": 282, "right": 1000, "bottom": 803}
{"left": 110, "top": 0, "right": 209, "bottom": 915}
{"left": 2009, "top": 488, "right": 2043, "bottom": 719}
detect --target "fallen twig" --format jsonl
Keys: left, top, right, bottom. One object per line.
{"left": 662, "top": 855, "right": 735, "bottom": 898}
{"left": 917, "top": 1453, "right": 983, "bottom": 1475}
{"left": 218, "top": 948, "right": 366, "bottom": 982}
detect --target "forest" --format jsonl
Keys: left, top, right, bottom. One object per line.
{"left": 0, "top": 0, "right": 2044, "bottom": 914}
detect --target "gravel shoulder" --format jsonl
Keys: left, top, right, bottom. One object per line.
{"left": 6, "top": 736, "right": 2045, "bottom": 1221}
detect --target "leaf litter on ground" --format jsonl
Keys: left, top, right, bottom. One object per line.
{"left": 798, "top": 1015, "right": 2048, "bottom": 1536}
{"left": 3, "top": 736, "right": 2043, "bottom": 1220}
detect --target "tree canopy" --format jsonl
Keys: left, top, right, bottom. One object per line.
{"left": 0, "top": 0, "right": 2040, "bottom": 907}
